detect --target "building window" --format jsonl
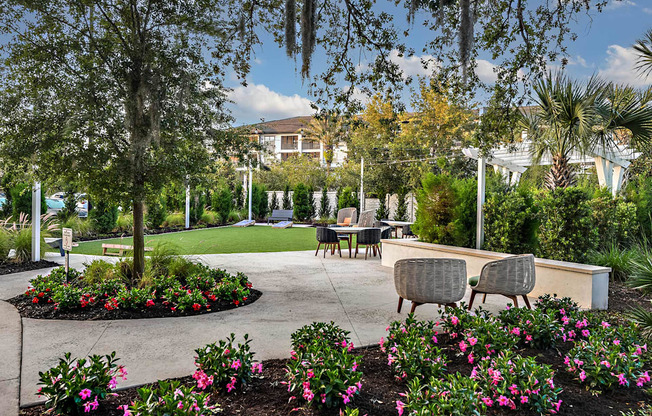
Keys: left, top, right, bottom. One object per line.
{"left": 302, "top": 139, "right": 320, "bottom": 150}
{"left": 281, "top": 135, "right": 298, "bottom": 150}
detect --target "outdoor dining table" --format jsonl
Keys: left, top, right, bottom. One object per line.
{"left": 331, "top": 226, "right": 374, "bottom": 258}
{"left": 379, "top": 220, "right": 414, "bottom": 238}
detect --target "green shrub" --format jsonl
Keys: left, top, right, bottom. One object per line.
{"left": 83, "top": 260, "right": 117, "bottom": 285}
{"left": 255, "top": 183, "right": 268, "bottom": 220}
{"left": 483, "top": 189, "right": 538, "bottom": 254}
{"left": 13, "top": 227, "right": 46, "bottom": 263}
{"left": 116, "top": 213, "right": 134, "bottom": 233}
{"left": 337, "top": 186, "right": 359, "bottom": 211}
{"left": 116, "top": 287, "right": 152, "bottom": 309}
{"left": 628, "top": 306, "right": 652, "bottom": 341}
{"left": 628, "top": 248, "right": 652, "bottom": 293}
{"left": 62, "top": 216, "right": 94, "bottom": 238}
{"left": 588, "top": 243, "right": 636, "bottom": 281}
{"left": 282, "top": 184, "right": 292, "bottom": 210}
{"left": 89, "top": 200, "right": 119, "bottom": 234}
{"left": 146, "top": 196, "right": 166, "bottom": 229}
{"left": 412, "top": 174, "right": 459, "bottom": 246}
{"left": 291, "top": 321, "right": 350, "bottom": 353}
{"left": 193, "top": 333, "right": 261, "bottom": 393}
{"left": 51, "top": 284, "right": 84, "bottom": 310}
{"left": 234, "top": 182, "right": 244, "bottom": 209}
{"left": 10, "top": 183, "right": 47, "bottom": 218}
{"left": 292, "top": 183, "right": 311, "bottom": 221}
{"left": 37, "top": 352, "right": 125, "bottom": 416}
{"left": 0, "top": 229, "right": 12, "bottom": 263}
{"left": 381, "top": 314, "right": 448, "bottom": 381}
{"left": 394, "top": 190, "right": 408, "bottom": 221}
{"left": 497, "top": 307, "right": 564, "bottom": 349}
{"left": 212, "top": 186, "right": 233, "bottom": 224}
{"left": 190, "top": 190, "right": 206, "bottom": 225}
{"left": 227, "top": 210, "right": 242, "bottom": 223}
{"left": 307, "top": 186, "right": 316, "bottom": 219}
{"left": 625, "top": 176, "right": 652, "bottom": 239}
{"left": 128, "top": 380, "right": 217, "bottom": 415}
{"left": 589, "top": 193, "right": 639, "bottom": 248}
{"left": 200, "top": 210, "right": 217, "bottom": 225}
{"left": 400, "top": 373, "right": 485, "bottom": 416}
{"left": 318, "top": 187, "right": 331, "bottom": 218}
{"left": 375, "top": 192, "right": 388, "bottom": 221}
{"left": 164, "top": 213, "right": 185, "bottom": 227}
{"left": 536, "top": 187, "right": 597, "bottom": 263}
{"left": 270, "top": 191, "right": 279, "bottom": 211}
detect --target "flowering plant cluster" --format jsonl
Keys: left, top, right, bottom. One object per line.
{"left": 497, "top": 306, "right": 564, "bottom": 349}
{"left": 399, "top": 373, "right": 486, "bottom": 416}
{"left": 380, "top": 314, "right": 448, "bottom": 381}
{"left": 37, "top": 351, "right": 127, "bottom": 415}
{"left": 534, "top": 294, "right": 580, "bottom": 319}
{"left": 126, "top": 380, "right": 218, "bottom": 415}
{"left": 25, "top": 266, "right": 253, "bottom": 313}
{"left": 286, "top": 322, "right": 362, "bottom": 408}
{"left": 193, "top": 333, "right": 262, "bottom": 393}
{"left": 565, "top": 322, "right": 650, "bottom": 391}
{"left": 472, "top": 352, "right": 563, "bottom": 414}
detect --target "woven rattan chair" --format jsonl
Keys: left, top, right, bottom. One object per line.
{"left": 335, "top": 207, "right": 358, "bottom": 226}
{"left": 467, "top": 254, "right": 536, "bottom": 310}
{"left": 357, "top": 209, "right": 375, "bottom": 228}
{"left": 315, "top": 227, "right": 341, "bottom": 258}
{"left": 394, "top": 258, "right": 467, "bottom": 313}
{"left": 380, "top": 226, "right": 392, "bottom": 240}
{"left": 355, "top": 228, "right": 381, "bottom": 259}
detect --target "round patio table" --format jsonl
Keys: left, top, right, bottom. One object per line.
{"left": 330, "top": 226, "right": 374, "bottom": 258}
{"left": 379, "top": 220, "right": 414, "bottom": 238}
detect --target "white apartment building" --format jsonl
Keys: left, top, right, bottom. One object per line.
{"left": 249, "top": 116, "right": 348, "bottom": 167}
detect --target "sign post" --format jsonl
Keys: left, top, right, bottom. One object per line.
{"left": 62, "top": 228, "right": 73, "bottom": 281}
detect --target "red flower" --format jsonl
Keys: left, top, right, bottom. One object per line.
{"left": 38, "top": 292, "right": 44, "bottom": 297}
{"left": 243, "top": 297, "right": 248, "bottom": 301}
{"left": 32, "top": 297, "right": 39, "bottom": 304}
{"left": 145, "top": 299, "right": 155, "bottom": 308}
{"left": 192, "top": 303, "right": 201, "bottom": 311}
{"left": 246, "top": 283, "right": 253, "bottom": 288}
{"left": 170, "top": 307, "right": 176, "bottom": 312}
{"left": 234, "top": 300, "right": 240, "bottom": 306}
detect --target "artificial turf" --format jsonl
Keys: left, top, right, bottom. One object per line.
{"left": 68, "top": 225, "right": 333, "bottom": 255}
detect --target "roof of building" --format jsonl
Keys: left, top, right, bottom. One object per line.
{"left": 249, "top": 116, "right": 314, "bottom": 135}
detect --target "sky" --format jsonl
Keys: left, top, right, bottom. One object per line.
{"left": 227, "top": 0, "right": 652, "bottom": 126}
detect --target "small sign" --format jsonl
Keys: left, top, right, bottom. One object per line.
{"left": 62, "top": 228, "right": 73, "bottom": 251}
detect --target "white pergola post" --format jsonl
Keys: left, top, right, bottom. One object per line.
{"left": 360, "top": 157, "right": 364, "bottom": 213}
{"left": 185, "top": 181, "right": 190, "bottom": 229}
{"left": 510, "top": 171, "right": 522, "bottom": 187}
{"left": 32, "top": 182, "right": 41, "bottom": 262}
{"left": 476, "top": 158, "right": 486, "bottom": 250}
{"left": 612, "top": 165, "right": 625, "bottom": 197}
{"left": 247, "top": 164, "right": 253, "bottom": 221}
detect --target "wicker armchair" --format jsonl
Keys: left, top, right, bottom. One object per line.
{"left": 315, "top": 227, "right": 341, "bottom": 258}
{"left": 357, "top": 209, "right": 375, "bottom": 228}
{"left": 335, "top": 207, "right": 357, "bottom": 226}
{"left": 355, "top": 228, "right": 381, "bottom": 259}
{"left": 468, "top": 254, "right": 536, "bottom": 310}
{"left": 394, "top": 258, "right": 467, "bottom": 313}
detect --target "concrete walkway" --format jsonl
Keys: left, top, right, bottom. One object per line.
{"left": 0, "top": 251, "right": 515, "bottom": 411}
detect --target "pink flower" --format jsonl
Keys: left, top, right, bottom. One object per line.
{"left": 600, "top": 360, "right": 611, "bottom": 368}
{"left": 467, "top": 353, "right": 475, "bottom": 364}
{"left": 177, "top": 401, "right": 184, "bottom": 409}
{"left": 561, "top": 316, "right": 570, "bottom": 325}
{"left": 526, "top": 335, "right": 533, "bottom": 342}
{"left": 145, "top": 299, "right": 155, "bottom": 307}
{"left": 510, "top": 327, "right": 521, "bottom": 336}
{"left": 117, "top": 405, "right": 131, "bottom": 416}
{"left": 497, "top": 395, "right": 510, "bottom": 406}
{"left": 231, "top": 359, "right": 242, "bottom": 370}
{"left": 468, "top": 337, "right": 477, "bottom": 346}
{"left": 252, "top": 362, "right": 263, "bottom": 374}
{"left": 579, "top": 371, "right": 586, "bottom": 381}
{"left": 432, "top": 335, "right": 438, "bottom": 343}
{"left": 481, "top": 397, "right": 494, "bottom": 407}
{"left": 601, "top": 321, "right": 611, "bottom": 328}
{"left": 450, "top": 316, "right": 459, "bottom": 326}
{"left": 582, "top": 329, "right": 590, "bottom": 337}
{"left": 352, "top": 361, "right": 358, "bottom": 371}
{"left": 227, "top": 377, "right": 237, "bottom": 393}
{"left": 79, "top": 389, "right": 92, "bottom": 400}
{"left": 563, "top": 356, "right": 570, "bottom": 366}
{"left": 459, "top": 341, "right": 468, "bottom": 352}
{"left": 520, "top": 396, "right": 529, "bottom": 404}
{"left": 613, "top": 339, "right": 621, "bottom": 346}
{"left": 396, "top": 400, "right": 405, "bottom": 416}
{"left": 616, "top": 373, "right": 628, "bottom": 386}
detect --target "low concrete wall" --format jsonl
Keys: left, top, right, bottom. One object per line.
{"left": 381, "top": 239, "right": 611, "bottom": 310}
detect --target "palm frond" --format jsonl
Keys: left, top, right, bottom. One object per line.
{"left": 628, "top": 305, "right": 652, "bottom": 341}
{"left": 633, "top": 29, "right": 652, "bottom": 78}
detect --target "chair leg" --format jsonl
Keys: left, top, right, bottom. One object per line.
{"left": 397, "top": 297, "right": 404, "bottom": 313}
{"left": 446, "top": 302, "right": 457, "bottom": 308}
{"left": 355, "top": 243, "right": 358, "bottom": 258}
{"left": 505, "top": 295, "right": 518, "bottom": 308}
{"left": 324, "top": 244, "right": 328, "bottom": 258}
{"left": 522, "top": 295, "right": 531, "bottom": 309}
{"left": 315, "top": 242, "right": 321, "bottom": 256}
{"left": 482, "top": 293, "right": 487, "bottom": 303}
{"left": 468, "top": 290, "right": 477, "bottom": 310}
{"left": 377, "top": 244, "right": 382, "bottom": 259}
{"left": 410, "top": 301, "right": 421, "bottom": 313}
{"left": 365, "top": 245, "right": 369, "bottom": 260}
{"left": 337, "top": 242, "right": 341, "bottom": 257}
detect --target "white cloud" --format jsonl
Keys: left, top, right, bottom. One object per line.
{"left": 475, "top": 60, "right": 498, "bottom": 83}
{"left": 568, "top": 55, "right": 590, "bottom": 68}
{"left": 388, "top": 50, "right": 438, "bottom": 78}
{"left": 606, "top": 0, "right": 636, "bottom": 9}
{"left": 228, "top": 83, "right": 314, "bottom": 124}
{"left": 597, "top": 44, "right": 651, "bottom": 87}
{"left": 643, "top": 7, "right": 652, "bottom": 13}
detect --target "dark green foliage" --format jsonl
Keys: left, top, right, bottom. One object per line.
{"left": 60, "top": 188, "right": 78, "bottom": 220}
{"left": 250, "top": 183, "right": 268, "bottom": 220}
{"left": 212, "top": 186, "right": 233, "bottom": 224}
{"left": 589, "top": 192, "right": 639, "bottom": 248}
{"left": 483, "top": 189, "right": 538, "bottom": 254}
{"left": 270, "top": 192, "right": 279, "bottom": 211}
{"left": 307, "top": 186, "right": 316, "bottom": 219}
{"left": 190, "top": 191, "right": 206, "bottom": 225}
{"left": 282, "top": 184, "right": 292, "bottom": 210}
{"left": 319, "top": 187, "right": 331, "bottom": 218}
{"left": 625, "top": 176, "right": 652, "bottom": 239}
{"left": 337, "top": 186, "right": 358, "bottom": 211}
{"left": 394, "top": 190, "right": 408, "bottom": 221}
{"left": 89, "top": 200, "right": 119, "bottom": 234}
{"left": 146, "top": 196, "right": 166, "bottom": 229}
{"left": 10, "top": 183, "right": 47, "bottom": 218}
{"left": 234, "top": 183, "right": 244, "bottom": 210}
{"left": 292, "top": 183, "right": 312, "bottom": 221}
{"left": 412, "top": 173, "right": 476, "bottom": 247}
{"left": 536, "top": 187, "right": 597, "bottom": 263}
{"left": 375, "top": 192, "right": 388, "bottom": 221}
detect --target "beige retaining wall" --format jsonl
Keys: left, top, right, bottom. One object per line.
{"left": 381, "top": 239, "right": 611, "bottom": 310}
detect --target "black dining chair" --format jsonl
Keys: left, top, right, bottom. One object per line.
{"left": 315, "top": 227, "right": 341, "bottom": 258}
{"left": 402, "top": 224, "right": 415, "bottom": 238}
{"left": 355, "top": 228, "right": 382, "bottom": 259}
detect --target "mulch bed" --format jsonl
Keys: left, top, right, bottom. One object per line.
{"left": 0, "top": 260, "right": 59, "bottom": 276}
{"left": 8, "top": 289, "right": 262, "bottom": 320}
{"left": 20, "top": 339, "right": 651, "bottom": 416}
{"left": 608, "top": 280, "right": 652, "bottom": 315}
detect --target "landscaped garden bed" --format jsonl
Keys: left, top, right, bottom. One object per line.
{"left": 20, "top": 296, "right": 651, "bottom": 416}
{"left": 0, "top": 259, "right": 58, "bottom": 276}
{"left": 8, "top": 251, "right": 261, "bottom": 320}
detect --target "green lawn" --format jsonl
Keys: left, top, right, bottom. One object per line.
{"left": 69, "top": 226, "right": 333, "bottom": 256}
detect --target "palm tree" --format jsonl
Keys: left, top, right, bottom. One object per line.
{"left": 303, "top": 110, "right": 346, "bottom": 173}
{"left": 634, "top": 29, "right": 652, "bottom": 78}
{"left": 521, "top": 73, "right": 652, "bottom": 190}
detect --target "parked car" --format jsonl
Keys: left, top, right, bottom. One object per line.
{"left": 46, "top": 198, "right": 65, "bottom": 213}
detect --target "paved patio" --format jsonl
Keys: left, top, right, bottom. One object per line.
{"left": 0, "top": 250, "right": 518, "bottom": 413}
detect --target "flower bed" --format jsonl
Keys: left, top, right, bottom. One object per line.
{"left": 20, "top": 297, "right": 651, "bottom": 416}
{"left": 8, "top": 264, "right": 261, "bottom": 320}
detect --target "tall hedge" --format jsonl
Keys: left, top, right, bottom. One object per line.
{"left": 319, "top": 187, "right": 331, "bottom": 218}
{"left": 90, "top": 200, "right": 119, "bottom": 233}
{"left": 10, "top": 183, "right": 48, "bottom": 219}
{"left": 212, "top": 186, "right": 233, "bottom": 224}
{"left": 293, "top": 183, "right": 312, "bottom": 221}
{"left": 394, "top": 190, "right": 408, "bottom": 221}
{"left": 536, "top": 187, "right": 597, "bottom": 263}
{"left": 146, "top": 196, "right": 166, "bottom": 229}
{"left": 483, "top": 189, "right": 538, "bottom": 254}
{"left": 337, "top": 186, "right": 359, "bottom": 211}
{"left": 589, "top": 192, "right": 638, "bottom": 248}
{"left": 282, "top": 184, "right": 292, "bottom": 210}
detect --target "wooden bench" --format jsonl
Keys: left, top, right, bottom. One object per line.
{"left": 267, "top": 209, "right": 294, "bottom": 224}
{"left": 102, "top": 244, "right": 153, "bottom": 256}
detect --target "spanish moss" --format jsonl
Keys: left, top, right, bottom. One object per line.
{"left": 458, "top": 0, "right": 474, "bottom": 83}
{"left": 301, "top": 0, "right": 317, "bottom": 78}
{"left": 407, "top": 0, "right": 418, "bottom": 24}
{"left": 284, "top": 0, "right": 296, "bottom": 57}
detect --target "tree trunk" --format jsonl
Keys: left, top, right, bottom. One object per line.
{"left": 546, "top": 153, "right": 576, "bottom": 190}
{"left": 132, "top": 198, "right": 145, "bottom": 282}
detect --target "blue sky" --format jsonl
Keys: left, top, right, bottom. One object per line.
{"left": 228, "top": 0, "right": 652, "bottom": 125}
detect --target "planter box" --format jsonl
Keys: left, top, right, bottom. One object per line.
{"left": 381, "top": 239, "right": 611, "bottom": 310}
